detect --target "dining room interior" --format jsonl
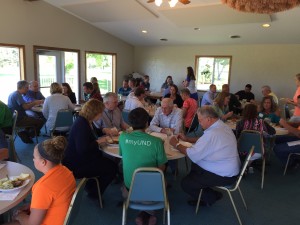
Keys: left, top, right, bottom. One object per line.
{"left": 1, "top": 0, "right": 300, "bottom": 224}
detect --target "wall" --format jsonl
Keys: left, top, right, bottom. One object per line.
{"left": 134, "top": 45, "right": 300, "bottom": 101}
{"left": 0, "top": 0, "right": 134, "bottom": 91}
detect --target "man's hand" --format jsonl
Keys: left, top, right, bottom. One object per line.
{"left": 169, "top": 136, "right": 179, "bottom": 147}
{"left": 161, "top": 128, "right": 175, "bottom": 134}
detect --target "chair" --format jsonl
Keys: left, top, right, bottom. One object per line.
{"left": 122, "top": 110, "right": 130, "bottom": 125}
{"left": 86, "top": 177, "right": 103, "bottom": 208}
{"left": 5, "top": 110, "right": 20, "bottom": 162}
{"left": 63, "top": 178, "right": 87, "bottom": 225}
{"left": 15, "top": 112, "right": 39, "bottom": 144}
{"left": 283, "top": 153, "right": 300, "bottom": 175}
{"left": 196, "top": 147, "right": 254, "bottom": 225}
{"left": 186, "top": 113, "right": 199, "bottom": 136}
{"left": 50, "top": 109, "right": 74, "bottom": 137}
{"left": 238, "top": 130, "right": 265, "bottom": 189}
{"left": 122, "top": 167, "right": 170, "bottom": 225}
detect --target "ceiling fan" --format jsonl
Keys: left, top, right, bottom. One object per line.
{"left": 147, "top": 0, "right": 191, "bottom": 7}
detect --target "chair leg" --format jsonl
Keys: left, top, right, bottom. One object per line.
{"left": 237, "top": 187, "right": 247, "bottom": 210}
{"left": 122, "top": 203, "right": 126, "bottom": 225}
{"left": 184, "top": 157, "right": 189, "bottom": 172}
{"left": 89, "top": 177, "right": 103, "bottom": 208}
{"left": 167, "top": 205, "right": 170, "bottom": 225}
{"left": 227, "top": 190, "right": 243, "bottom": 225}
{"left": 261, "top": 158, "right": 265, "bottom": 189}
{"left": 283, "top": 154, "right": 292, "bottom": 175}
{"left": 34, "top": 128, "right": 38, "bottom": 143}
{"left": 195, "top": 189, "right": 203, "bottom": 214}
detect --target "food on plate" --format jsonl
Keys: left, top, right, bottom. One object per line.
{"left": 0, "top": 173, "right": 30, "bottom": 189}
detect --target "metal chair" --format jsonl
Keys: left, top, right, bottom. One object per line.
{"left": 15, "top": 112, "right": 39, "bottom": 144}
{"left": 50, "top": 109, "right": 74, "bottom": 137}
{"left": 86, "top": 177, "right": 103, "bottom": 208}
{"left": 196, "top": 147, "right": 254, "bottom": 225}
{"left": 238, "top": 130, "right": 265, "bottom": 189}
{"left": 186, "top": 113, "right": 199, "bottom": 137}
{"left": 122, "top": 167, "right": 170, "bottom": 225}
{"left": 63, "top": 178, "right": 87, "bottom": 225}
{"left": 5, "top": 110, "right": 20, "bottom": 162}
{"left": 283, "top": 152, "right": 300, "bottom": 175}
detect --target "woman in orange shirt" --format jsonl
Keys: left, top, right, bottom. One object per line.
{"left": 7, "top": 136, "right": 76, "bottom": 225}
{"left": 286, "top": 73, "right": 300, "bottom": 122}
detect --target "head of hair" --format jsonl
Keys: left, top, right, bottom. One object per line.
{"left": 79, "top": 99, "right": 104, "bottom": 121}
{"left": 180, "top": 88, "right": 191, "bottom": 96}
{"left": 143, "top": 75, "right": 149, "bottom": 79}
{"left": 61, "top": 83, "right": 73, "bottom": 95}
{"left": 214, "top": 92, "right": 230, "bottom": 107}
{"left": 260, "top": 96, "right": 277, "bottom": 112}
{"left": 93, "top": 82, "right": 100, "bottom": 92}
{"left": 197, "top": 106, "right": 219, "bottom": 119}
{"left": 161, "top": 98, "right": 174, "bottom": 107}
{"left": 262, "top": 85, "right": 271, "bottom": 91}
{"left": 38, "top": 136, "right": 67, "bottom": 164}
{"left": 103, "top": 92, "right": 117, "bottom": 103}
{"left": 298, "top": 95, "right": 300, "bottom": 99}
{"left": 295, "top": 73, "right": 300, "bottom": 81}
{"left": 90, "top": 77, "right": 98, "bottom": 83}
{"left": 187, "top": 66, "right": 196, "bottom": 80}
{"left": 242, "top": 103, "right": 258, "bottom": 120}
{"left": 164, "top": 76, "right": 172, "bottom": 84}
{"left": 134, "top": 87, "right": 145, "bottom": 97}
{"left": 129, "top": 78, "right": 136, "bottom": 85}
{"left": 124, "top": 79, "right": 129, "bottom": 83}
{"left": 128, "top": 107, "right": 149, "bottom": 130}
{"left": 209, "top": 84, "right": 216, "bottom": 90}
{"left": 245, "top": 84, "right": 252, "bottom": 89}
{"left": 83, "top": 82, "right": 93, "bottom": 90}
{"left": 50, "top": 82, "right": 62, "bottom": 94}
{"left": 169, "top": 84, "right": 178, "bottom": 93}
{"left": 17, "top": 80, "right": 28, "bottom": 90}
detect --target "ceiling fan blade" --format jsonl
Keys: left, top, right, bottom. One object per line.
{"left": 179, "top": 0, "right": 191, "bottom": 4}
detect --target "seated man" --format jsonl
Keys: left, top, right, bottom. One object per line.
{"left": 118, "top": 79, "right": 132, "bottom": 97}
{"left": 124, "top": 87, "right": 145, "bottom": 111}
{"left": 180, "top": 88, "right": 198, "bottom": 132}
{"left": 149, "top": 98, "right": 183, "bottom": 134}
{"left": 82, "top": 82, "right": 103, "bottom": 102}
{"left": 119, "top": 107, "right": 167, "bottom": 225}
{"left": 201, "top": 84, "right": 217, "bottom": 106}
{"left": 261, "top": 85, "right": 278, "bottom": 105}
{"left": 23, "top": 80, "right": 45, "bottom": 118}
{"left": 7, "top": 80, "right": 44, "bottom": 143}
{"left": 170, "top": 106, "right": 241, "bottom": 206}
{"left": 235, "top": 84, "right": 255, "bottom": 102}
{"left": 93, "top": 92, "right": 129, "bottom": 136}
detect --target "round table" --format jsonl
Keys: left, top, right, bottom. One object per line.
{"left": 0, "top": 161, "right": 35, "bottom": 215}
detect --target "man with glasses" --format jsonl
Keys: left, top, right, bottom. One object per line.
{"left": 169, "top": 106, "right": 240, "bottom": 207}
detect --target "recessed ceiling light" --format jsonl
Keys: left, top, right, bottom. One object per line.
{"left": 230, "top": 35, "right": 241, "bottom": 39}
{"left": 160, "top": 38, "right": 168, "bottom": 41}
{"left": 142, "top": 30, "right": 147, "bottom": 33}
{"left": 262, "top": 23, "right": 271, "bottom": 28}
{"left": 194, "top": 28, "right": 201, "bottom": 31}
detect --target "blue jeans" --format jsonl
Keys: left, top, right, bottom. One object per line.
{"left": 273, "top": 136, "right": 300, "bottom": 166}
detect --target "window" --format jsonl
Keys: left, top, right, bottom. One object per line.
{"left": 85, "top": 52, "right": 116, "bottom": 94}
{"left": 195, "top": 56, "right": 232, "bottom": 91}
{"left": 0, "top": 44, "right": 25, "bottom": 103}
{"left": 34, "top": 46, "right": 80, "bottom": 100}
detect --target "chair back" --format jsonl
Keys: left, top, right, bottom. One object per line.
{"left": 122, "top": 110, "right": 130, "bottom": 125}
{"left": 187, "top": 113, "right": 199, "bottom": 134}
{"left": 126, "top": 167, "right": 167, "bottom": 207}
{"left": 52, "top": 109, "right": 74, "bottom": 131}
{"left": 63, "top": 178, "right": 87, "bottom": 225}
{"left": 238, "top": 130, "right": 264, "bottom": 155}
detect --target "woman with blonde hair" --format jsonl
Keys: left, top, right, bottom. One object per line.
{"left": 213, "top": 92, "right": 233, "bottom": 121}
{"left": 7, "top": 136, "right": 76, "bottom": 225}
{"left": 63, "top": 99, "right": 117, "bottom": 198}
{"left": 42, "top": 82, "right": 75, "bottom": 132}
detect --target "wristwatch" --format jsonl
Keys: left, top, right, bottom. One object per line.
{"left": 176, "top": 142, "right": 181, "bottom": 148}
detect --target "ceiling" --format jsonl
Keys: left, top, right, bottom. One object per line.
{"left": 41, "top": 0, "right": 300, "bottom": 46}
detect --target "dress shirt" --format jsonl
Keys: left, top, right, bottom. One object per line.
{"left": 124, "top": 96, "right": 144, "bottom": 111}
{"left": 268, "top": 92, "right": 278, "bottom": 105}
{"left": 23, "top": 90, "right": 45, "bottom": 102}
{"left": 149, "top": 107, "right": 183, "bottom": 134}
{"left": 94, "top": 107, "right": 123, "bottom": 130}
{"left": 186, "top": 119, "right": 240, "bottom": 177}
{"left": 201, "top": 90, "right": 215, "bottom": 106}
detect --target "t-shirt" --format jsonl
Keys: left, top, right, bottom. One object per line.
{"left": 0, "top": 101, "right": 12, "bottom": 128}
{"left": 118, "top": 87, "right": 132, "bottom": 96}
{"left": 31, "top": 165, "right": 76, "bottom": 225}
{"left": 183, "top": 98, "right": 198, "bottom": 128}
{"left": 119, "top": 131, "right": 167, "bottom": 188}
{"left": 293, "top": 87, "right": 300, "bottom": 116}
{"left": 7, "top": 91, "right": 27, "bottom": 120}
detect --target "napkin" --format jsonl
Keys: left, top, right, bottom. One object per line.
{"left": 0, "top": 189, "right": 22, "bottom": 201}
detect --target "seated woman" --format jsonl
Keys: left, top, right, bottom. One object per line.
{"left": 258, "top": 96, "right": 281, "bottom": 124}
{"left": 164, "top": 84, "right": 183, "bottom": 108}
{"left": 161, "top": 75, "right": 173, "bottom": 96}
{"left": 42, "top": 83, "right": 75, "bottom": 133}
{"left": 62, "top": 99, "right": 117, "bottom": 197}
{"left": 62, "top": 82, "right": 77, "bottom": 104}
{"left": 212, "top": 92, "right": 233, "bottom": 121}
{"left": 6, "top": 136, "right": 76, "bottom": 225}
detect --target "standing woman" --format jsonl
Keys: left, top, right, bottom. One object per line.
{"left": 183, "top": 66, "right": 198, "bottom": 101}
{"left": 286, "top": 73, "right": 300, "bottom": 122}
{"left": 8, "top": 136, "right": 76, "bottom": 225}
{"left": 62, "top": 82, "right": 77, "bottom": 104}
{"left": 63, "top": 99, "right": 117, "bottom": 197}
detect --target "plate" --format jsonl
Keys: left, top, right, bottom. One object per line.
{"left": 107, "top": 143, "right": 119, "bottom": 147}
{"left": 0, "top": 177, "right": 30, "bottom": 192}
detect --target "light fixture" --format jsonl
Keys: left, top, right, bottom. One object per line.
{"left": 142, "top": 30, "right": 148, "bottom": 33}
{"left": 147, "top": 0, "right": 190, "bottom": 7}
{"left": 262, "top": 23, "right": 271, "bottom": 28}
{"left": 221, "top": 0, "right": 300, "bottom": 14}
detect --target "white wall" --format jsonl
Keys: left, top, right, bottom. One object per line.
{"left": 0, "top": 0, "right": 134, "bottom": 90}
{"left": 134, "top": 45, "right": 300, "bottom": 101}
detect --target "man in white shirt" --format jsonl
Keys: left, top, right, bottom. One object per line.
{"left": 124, "top": 87, "right": 145, "bottom": 111}
{"left": 170, "top": 106, "right": 241, "bottom": 206}
{"left": 261, "top": 85, "right": 278, "bottom": 104}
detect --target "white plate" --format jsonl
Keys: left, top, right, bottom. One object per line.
{"left": 107, "top": 143, "right": 119, "bottom": 147}
{"left": 0, "top": 177, "right": 30, "bottom": 192}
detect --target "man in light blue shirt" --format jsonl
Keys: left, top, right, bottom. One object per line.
{"left": 170, "top": 106, "right": 240, "bottom": 206}
{"left": 201, "top": 84, "right": 217, "bottom": 106}
{"left": 149, "top": 98, "right": 183, "bottom": 134}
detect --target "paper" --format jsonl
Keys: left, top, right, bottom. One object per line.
{"left": 287, "top": 140, "right": 300, "bottom": 147}
{"left": 0, "top": 163, "right": 5, "bottom": 170}
{"left": 0, "top": 189, "right": 21, "bottom": 201}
